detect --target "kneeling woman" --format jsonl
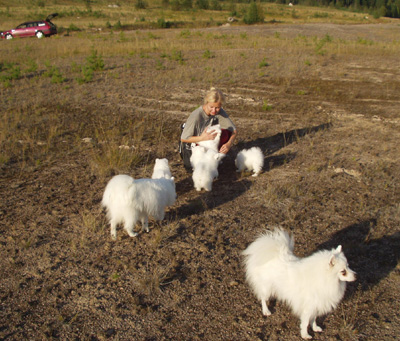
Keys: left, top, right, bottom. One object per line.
{"left": 180, "top": 87, "right": 237, "bottom": 169}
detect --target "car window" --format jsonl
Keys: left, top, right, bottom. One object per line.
{"left": 38, "top": 23, "right": 46, "bottom": 27}
{"left": 17, "top": 24, "right": 27, "bottom": 29}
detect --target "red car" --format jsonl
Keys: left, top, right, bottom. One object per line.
{"left": 1, "top": 13, "right": 58, "bottom": 40}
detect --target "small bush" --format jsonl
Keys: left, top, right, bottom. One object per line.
{"left": 68, "top": 23, "right": 81, "bottom": 32}
{"left": 86, "top": 48, "right": 105, "bottom": 71}
{"left": 243, "top": 2, "right": 264, "bottom": 25}
{"left": 262, "top": 100, "right": 272, "bottom": 111}
{"left": 114, "top": 20, "right": 123, "bottom": 30}
{"left": 169, "top": 49, "right": 184, "bottom": 64}
{"left": 43, "top": 61, "right": 65, "bottom": 84}
{"left": 135, "top": 0, "right": 148, "bottom": 9}
{"left": 203, "top": 49, "right": 215, "bottom": 59}
{"left": 196, "top": 0, "right": 209, "bottom": 10}
{"left": 0, "top": 63, "right": 21, "bottom": 85}
{"left": 210, "top": 0, "right": 222, "bottom": 10}
{"left": 259, "top": 57, "right": 269, "bottom": 68}
{"left": 157, "top": 18, "right": 172, "bottom": 28}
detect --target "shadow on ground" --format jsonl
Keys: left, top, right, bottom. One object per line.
{"left": 237, "top": 122, "right": 332, "bottom": 170}
{"left": 318, "top": 219, "right": 400, "bottom": 290}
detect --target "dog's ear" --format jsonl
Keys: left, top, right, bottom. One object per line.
{"left": 335, "top": 245, "right": 342, "bottom": 253}
{"left": 329, "top": 255, "right": 336, "bottom": 267}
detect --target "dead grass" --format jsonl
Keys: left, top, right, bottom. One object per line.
{"left": 0, "top": 13, "right": 399, "bottom": 341}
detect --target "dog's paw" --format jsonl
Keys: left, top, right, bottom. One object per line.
{"left": 312, "top": 325, "right": 322, "bottom": 333}
{"left": 127, "top": 232, "right": 138, "bottom": 238}
{"left": 301, "top": 332, "right": 312, "bottom": 340}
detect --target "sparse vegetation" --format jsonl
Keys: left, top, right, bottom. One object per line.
{"left": 0, "top": 3, "right": 399, "bottom": 340}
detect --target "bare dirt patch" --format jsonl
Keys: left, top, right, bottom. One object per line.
{"left": 1, "top": 23, "right": 399, "bottom": 340}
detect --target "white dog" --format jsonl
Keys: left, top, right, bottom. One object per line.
{"left": 242, "top": 228, "right": 356, "bottom": 339}
{"left": 102, "top": 174, "right": 176, "bottom": 240}
{"left": 190, "top": 146, "right": 219, "bottom": 191}
{"left": 197, "top": 124, "right": 225, "bottom": 161}
{"left": 151, "top": 158, "right": 172, "bottom": 179}
{"left": 235, "top": 146, "right": 264, "bottom": 177}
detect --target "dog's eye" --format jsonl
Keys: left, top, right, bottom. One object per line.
{"left": 341, "top": 270, "right": 347, "bottom": 276}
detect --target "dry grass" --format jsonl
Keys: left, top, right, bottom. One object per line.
{"left": 0, "top": 4, "right": 399, "bottom": 339}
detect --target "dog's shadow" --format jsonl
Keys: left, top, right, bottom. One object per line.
{"left": 236, "top": 122, "right": 332, "bottom": 171}
{"left": 317, "top": 219, "right": 400, "bottom": 291}
{"left": 174, "top": 171, "right": 252, "bottom": 219}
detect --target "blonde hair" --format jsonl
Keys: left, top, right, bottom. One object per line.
{"left": 203, "top": 87, "right": 225, "bottom": 105}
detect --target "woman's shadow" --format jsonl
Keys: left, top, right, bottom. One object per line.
{"left": 236, "top": 122, "right": 332, "bottom": 171}
{"left": 316, "top": 219, "right": 400, "bottom": 291}
{"left": 174, "top": 122, "right": 332, "bottom": 219}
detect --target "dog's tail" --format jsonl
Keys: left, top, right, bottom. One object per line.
{"left": 242, "top": 228, "right": 295, "bottom": 266}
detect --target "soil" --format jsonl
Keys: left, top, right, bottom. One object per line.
{"left": 0, "top": 23, "right": 399, "bottom": 340}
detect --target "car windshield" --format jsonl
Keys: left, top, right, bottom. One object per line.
{"left": 16, "top": 24, "right": 27, "bottom": 29}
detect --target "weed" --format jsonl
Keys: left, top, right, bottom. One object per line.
{"left": 156, "top": 60, "right": 166, "bottom": 70}
{"left": 68, "top": 23, "right": 81, "bottom": 32}
{"left": 262, "top": 100, "right": 272, "bottom": 111}
{"left": 43, "top": 61, "right": 65, "bottom": 84}
{"left": 135, "top": 0, "right": 148, "bottom": 9}
{"left": 76, "top": 65, "right": 94, "bottom": 84}
{"left": 357, "top": 37, "right": 373, "bottom": 45}
{"left": 25, "top": 58, "right": 38, "bottom": 73}
{"left": 169, "top": 49, "right": 184, "bottom": 64}
{"left": 114, "top": 20, "right": 123, "bottom": 30}
{"left": 0, "top": 62, "right": 21, "bottom": 85}
{"left": 259, "top": 57, "right": 269, "bottom": 68}
{"left": 179, "top": 29, "right": 191, "bottom": 38}
{"left": 157, "top": 17, "right": 171, "bottom": 28}
{"left": 203, "top": 49, "right": 215, "bottom": 59}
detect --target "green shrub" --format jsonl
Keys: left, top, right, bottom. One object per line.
{"left": 76, "top": 65, "right": 94, "bottom": 84}
{"left": 43, "top": 61, "right": 65, "bottom": 84}
{"left": 0, "top": 62, "right": 21, "bottom": 84}
{"left": 157, "top": 18, "right": 172, "bottom": 28}
{"left": 68, "top": 23, "right": 81, "bottom": 32}
{"left": 86, "top": 48, "right": 105, "bottom": 71}
{"left": 210, "top": 0, "right": 222, "bottom": 10}
{"left": 259, "top": 57, "right": 269, "bottom": 68}
{"left": 243, "top": 2, "right": 265, "bottom": 25}
{"left": 196, "top": 0, "right": 209, "bottom": 10}
{"left": 135, "top": 0, "right": 148, "bottom": 9}
{"left": 203, "top": 49, "right": 215, "bottom": 59}
{"left": 114, "top": 20, "right": 123, "bottom": 30}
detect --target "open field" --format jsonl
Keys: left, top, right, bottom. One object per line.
{"left": 1, "top": 12, "right": 400, "bottom": 341}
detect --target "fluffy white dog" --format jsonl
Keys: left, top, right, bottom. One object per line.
{"left": 235, "top": 146, "right": 264, "bottom": 177}
{"left": 243, "top": 228, "right": 356, "bottom": 339}
{"left": 102, "top": 174, "right": 176, "bottom": 240}
{"left": 190, "top": 146, "right": 219, "bottom": 191}
{"left": 151, "top": 158, "right": 172, "bottom": 179}
{"left": 197, "top": 124, "right": 225, "bottom": 161}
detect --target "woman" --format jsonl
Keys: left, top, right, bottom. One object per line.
{"left": 180, "top": 88, "right": 237, "bottom": 170}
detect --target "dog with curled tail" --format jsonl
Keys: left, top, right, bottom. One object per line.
{"left": 242, "top": 228, "right": 356, "bottom": 339}
{"left": 102, "top": 174, "right": 176, "bottom": 240}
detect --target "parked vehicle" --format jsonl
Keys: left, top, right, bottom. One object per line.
{"left": 0, "top": 13, "right": 58, "bottom": 40}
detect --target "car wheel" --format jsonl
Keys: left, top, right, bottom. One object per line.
{"left": 36, "top": 31, "right": 44, "bottom": 39}
{"left": 5, "top": 34, "right": 13, "bottom": 40}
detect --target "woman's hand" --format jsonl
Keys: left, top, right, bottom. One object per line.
{"left": 200, "top": 128, "right": 218, "bottom": 142}
{"left": 219, "top": 142, "right": 232, "bottom": 154}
